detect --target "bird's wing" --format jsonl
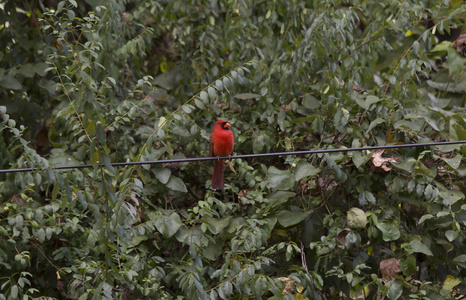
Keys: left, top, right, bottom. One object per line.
{"left": 209, "top": 136, "right": 215, "bottom": 156}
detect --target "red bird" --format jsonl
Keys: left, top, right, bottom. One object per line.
{"left": 210, "top": 120, "right": 234, "bottom": 190}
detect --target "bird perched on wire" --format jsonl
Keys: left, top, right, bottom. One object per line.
{"left": 209, "top": 120, "right": 234, "bottom": 190}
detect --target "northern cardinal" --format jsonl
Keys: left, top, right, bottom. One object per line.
{"left": 210, "top": 120, "right": 234, "bottom": 190}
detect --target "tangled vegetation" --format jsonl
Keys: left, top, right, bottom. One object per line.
{"left": 0, "top": 0, "right": 465, "bottom": 299}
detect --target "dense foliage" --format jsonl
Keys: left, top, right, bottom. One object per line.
{"left": 1, "top": 0, "right": 465, "bottom": 299}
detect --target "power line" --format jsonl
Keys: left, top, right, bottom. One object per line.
{"left": 1, "top": 140, "right": 465, "bottom": 174}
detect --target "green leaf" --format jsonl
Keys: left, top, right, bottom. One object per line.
{"left": 393, "top": 157, "right": 416, "bottom": 172}
{"left": 181, "top": 104, "right": 192, "bottom": 113}
{"left": 365, "top": 95, "right": 381, "bottom": 106}
{"left": 200, "top": 91, "right": 209, "bottom": 102}
{"left": 175, "top": 227, "right": 202, "bottom": 246}
{"left": 107, "top": 77, "right": 116, "bottom": 85}
{"left": 194, "top": 98, "right": 206, "bottom": 109}
{"left": 413, "top": 41, "right": 420, "bottom": 55}
{"left": 172, "top": 125, "right": 190, "bottom": 137}
{"left": 427, "top": 80, "right": 466, "bottom": 93}
{"left": 453, "top": 124, "right": 466, "bottom": 141}
{"left": 267, "top": 167, "right": 295, "bottom": 190}
{"left": 205, "top": 216, "right": 232, "bottom": 234}
{"left": 57, "top": 1, "right": 65, "bottom": 12}
{"left": 154, "top": 168, "right": 171, "bottom": 184}
{"left": 395, "top": 120, "right": 423, "bottom": 132}
{"left": 49, "top": 149, "right": 82, "bottom": 167}
{"left": 0, "top": 74, "right": 22, "bottom": 90}
{"left": 446, "top": 48, "right": 466, "bottom": 76}
{"left": 46, "top": 227, "right": 53, "bottom": 240}
{"left": 265, "top": 9, "right": 271, "bottom": 19}
{"left": 440, "top": 155, "right": 462, "bottom": 169}
{"left": 102, "top": 154, "right": 115, "bottom": 174}
{"left": 268, "top": 191, "right": 296, "bottom": 201}
{"left": 11, "top": 285, "right": 18, "bottom": 299}
{"left": 440, "top": 189, "right": 464, "bottom": 205}
{"left": 277, "top": 210, "right": 312, "bottom": 227}
{"left": 68, "top": 9, "right": 75, "bottom": 20}
{"left": 166, "top": 176, "right": 187, "bottom": 192}
{"left": 302, "top": 95, "right": 320, "bottom": 109}
{"left": 419, "top": 214, "right": 433, "bottom": 224}
{"left": 223, "top": 281, "right": 233, "bottom": 298}
{"left": 414, "top": 160, "right": 436, "bottom": 179}
{"left": 265, "top": 191, "right": 296, "bottom": 211}
{"left": 376, "top": 222, "right": 400, "bottom": 241}
{"left": 387, "top": 279, "right": 403, "bottom": 299}
{"left": 18, "top": 64, "right": 35, "bottom": 77}
{"left": 407, "top": 240, "right": 433, "bottom": 256}
{"left": 215, "top": 80, "right": 223, "bottom": 91}
{"left": 431, "top": 41, "right": 451, "bottom": 52}
{"left": 78, "top": 293, "right": 89, "bottom": 300}
{"left": 400, "top": 255, "right": 416, "bottom": 276}
{"left": 422, "top": 114, "right": 443, "bottom": 131}
{"left": 154, "top": 213, "right": 182, "bottom": 237}
{"left": 453, "top": 254, "right": 466, "bottom": 263}
{"left": 294, "top": 161, "right": 320, "bottom": 181}
{"left": 286, "top": 244, "right": 292, "bottom": 261}
{"left": 36, "top": 228, "right": 46, "bottom": 243}
{"left": 454, "top": 254, "right": 466, "bottom": 268}
{"left": 222, "top": 77, "right": 232, "bottom": 89}
{"left": 208, "top": 86, "right": 217, "bottom": 99}
{"left": 351, "top": 150, "right": 371, "bottom": 168}
{"left": 233, "top": 93, "right": 261, "bottom": 99}
{"left": 352, "top": 92, "right": 368, "bottom": 109}
{"left": 366, "top": 118, "right": 385, "bottom": 133}
{"left": 347, "top": 208, "right": 367, "bottom": 229}
{"left": 96, "top": 122, "right": 106, "bottom": 144}
{"left": 359, "top": 190, "right": 376, "bottom": 205}
{"left": 442, "top": 275, "right": 461, "bottom": 292}
{"left": 445, "top": 230, "right": 458, "bottom": 242}
{"left": 253, "top": 134, "right": 265, "bottom": 154}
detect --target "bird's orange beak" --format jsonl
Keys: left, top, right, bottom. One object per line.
{"left": 224, "top": 123, "right": 231, "bottom": 128}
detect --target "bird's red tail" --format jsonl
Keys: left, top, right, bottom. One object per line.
{"left": 212, "top": 160, "right": 224, "bottom": 190}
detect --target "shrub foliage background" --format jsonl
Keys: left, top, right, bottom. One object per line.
{"left": 0, "top": 0, "right": 465, "bottom": 299}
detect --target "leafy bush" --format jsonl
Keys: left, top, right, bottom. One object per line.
{"left": 0, "top": 0, "right": 465, "bottom": 299}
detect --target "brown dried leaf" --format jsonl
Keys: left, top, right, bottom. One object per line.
{"left": 11, "top": 195, "right": 27, "bottom": 206}
{"left": 337, "top": 229, "right": 350, "bottom": 245}
{"left": 163, "top": 162, "right": 180, "bottom": 170}
{"left": 453, "top": 33, "right": 466, "bottom": 56}
{"left": 130, "top": 193, "right": 143, "bottom": 222}
{"left": 35, "top": 126, "right": 51, "bottom": 150}
{"left": 281, "top": 104, "right": 292, "bottom": 112}
{"left": 214, "top": 101, "right": 226, "bottom": 108}
{"left": 339, "top": 80, "right": 345, "bottom": 89}
{"left": 317, "top": 175, "right": 337, "bottom": 191}
{"left": 238, "top": 190, "right": 247, "bottom": 199}
{"left": 296, "top": 178, "right": 317, "bottom": 194}
{"left": 228, "top": 160, "right": 237, "bottom": 175}
{"left": 385, "top": 129, "right": 395, "bottom": 143}
{"left": 352, "top": 85, "right": 366, "bottom": 92}
{"left": 56, "top": 280, "right": 64, "bottom": 291}
{"left": 380, "top": 258, "right": 401, "bottom": 281}
{"left": 276, "top": 277, "right": 304, "bottom": 294}
{"left": 371, "top": 149, "right": 400, "bottom": 171}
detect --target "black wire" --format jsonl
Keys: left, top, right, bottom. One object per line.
{"left": 1, "top": 140, "right": 465, "bottom": 174}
